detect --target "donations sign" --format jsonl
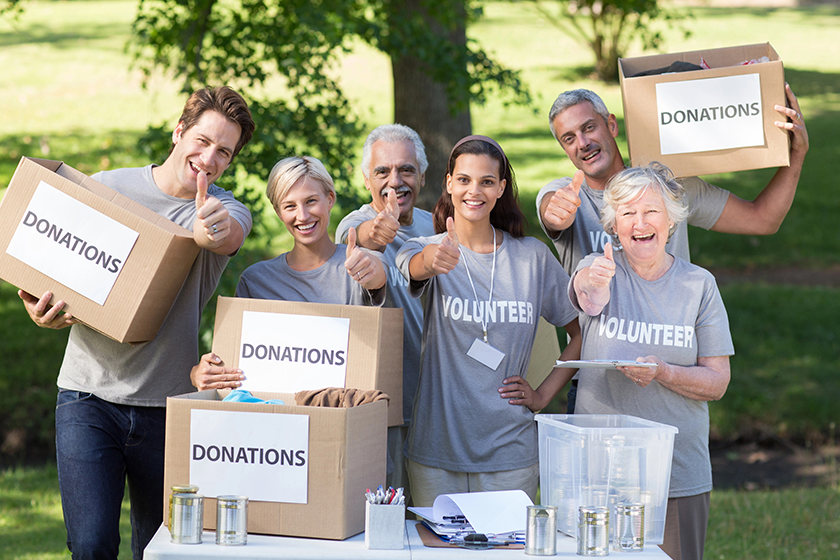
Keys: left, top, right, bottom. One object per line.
{"left": 6, "top": 181, "right": 139, "bottom": 305}
{"left": 238, "top": 310, "right": 351, "bottom": 393}
{"left": 190, "top": 409, "right": 309, "bottom": 503}
{"left": 656, "top": 73, "right": 764, "bottom": 156}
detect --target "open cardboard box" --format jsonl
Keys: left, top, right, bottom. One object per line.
{"left": 163, "top": 389, "right": 388, "bottom": 539}
{"left": 211, "top": 296, "right": 404, "bottom": 426}
{"left": 0, "top": 157, "right": 199, "bottom": 343}
{"left": 619, "top": 43, "right": 789, "bottom": 177}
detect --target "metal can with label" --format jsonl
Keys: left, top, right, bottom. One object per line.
{"left": 216, "top": 495, "right": 248, "bottom": 546}
{"left": 525, "top": 505, "right": 557, "bottom": 555}
{"left": 168, "top": 484, "right": 198, "bottom": 532}
{"left": 613, "top": 503, "right": 645, "bottom": 552}
{"left": 170, "top": 493, "right": 204, "bottom": 544}
{"left": 577, "top": 506, "right": 609, "bottom": 556}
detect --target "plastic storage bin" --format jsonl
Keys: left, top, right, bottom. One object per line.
{"left": 536, "top": 414, "right": 678, "bottom": 545}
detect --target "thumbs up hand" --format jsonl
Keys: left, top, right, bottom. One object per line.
{"left": 193, "top": 170, "right": 231, "bottom": 249}
{"left": 589, "top": 242, "right": 615, "bottom": 289}
{"left": 345, "top": 227, "right": 387, "bottom": 289}
{"left": 575, "top": 242, "right": 615, "bottom": 315}
{"left": 542, "top": 170, "right": 583, "bottom": 231}
{"left": 366, "top": 189, "right": 401, "bottom": 249}
{"left": 427, "top": 216, "right": 460, "bottom": 276}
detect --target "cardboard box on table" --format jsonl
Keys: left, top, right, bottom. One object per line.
{"left": 211, "top": 295, "right": 404, "bottom": 427}
{"left": 0, "top": 157, "right": 199, "bottom": 343}
{"left": 163, "top": 389, "right": 388, "bottom": 540}
{"left": 161, "top": 297, "right": 402, "bottom": 539}
{"left": 618, "top": 43, "right": 789, "bottom": 177}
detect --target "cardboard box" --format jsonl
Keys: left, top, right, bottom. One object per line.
{"left": 0, "top": 157, "right": 199, "bottom": 343}
{"left": 163, "top": 389, "right": 388, "bottom": 539}
{"left": 211, "top": 296, "right": 404, "bottom": 427}
{"left": 619, "top": 43, "right": 789, "bottom": 177}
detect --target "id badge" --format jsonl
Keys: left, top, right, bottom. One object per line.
{"left": 467, "top": 338, "right": 505, "bottom": 370}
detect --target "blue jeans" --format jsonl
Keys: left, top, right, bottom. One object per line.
{"left": 56, "top": 389, "right": 166, "bottom": 560}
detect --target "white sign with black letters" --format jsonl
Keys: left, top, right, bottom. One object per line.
{"left": 6, "top": 181, "right": 139, "bottom": 305}
{"left": 656, "top": 73, "right": 764, "bottom": 155}
{"left": 238, "top": 310, "right": 351, "bottom": 393}
{"left": 190, "top": 409, "right": 310, "bottom": 503}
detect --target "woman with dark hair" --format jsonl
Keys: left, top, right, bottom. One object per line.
{"left": 395, "top": 135, "right": 581, "bottom": 505}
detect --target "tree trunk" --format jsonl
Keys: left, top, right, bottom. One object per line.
{"left": 390, "top": 0, "right": 472, "bottom": 212}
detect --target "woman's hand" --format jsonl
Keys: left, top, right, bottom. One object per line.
{"left": 618, "top": 354, "right": 731, "bottom": 401}
{"left": 191, "top": 353, "right": 244, "bottom": 391}
{"left": 617, "top": 355, "right": 661, "bottom": 388}
{"left": 574, "top": 243, "right": 615, "bottom": 315}
{"left": 499, "top": 375, "right": 544, "bottom": 412}
{"left": 410, "top": 216, "right": 461, "bottom": 281}
{"left": 345, "top": 227, "right": 387, "bottom": 290}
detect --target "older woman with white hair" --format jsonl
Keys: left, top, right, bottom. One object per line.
{"left": 190, "top": 155, "right": 386, "bottom": 391}
{"left": 571, "top": 162, "right": 734, "bottom": 560}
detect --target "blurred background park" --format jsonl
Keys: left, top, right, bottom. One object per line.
{"left": 1, "top": 0, "right": 838, "bottom": 557}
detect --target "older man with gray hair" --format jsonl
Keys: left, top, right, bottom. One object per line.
{"left": 336, "top": 124, "right": 435, "bottom": 504}
{"left": 537, "top": 87, "right": 808, "bottom": 560}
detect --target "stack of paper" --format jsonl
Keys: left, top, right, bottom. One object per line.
{"left": 408, "top": 490, "right": 532, "bottom": 543}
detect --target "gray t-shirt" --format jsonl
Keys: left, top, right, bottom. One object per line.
{"left": 235, "top": 245, "right": 385, "bottom": 307}
{"left": 570, "top": 250, "right": 734, "bottom": 497}
{"left": 536, "top": 176, "right": 730, "bottom": 274}
{"left": 336, "top": 205, "right": 434, "bottom": 424}
{"left": 57, "top": 165, "right": 253, "bottom": 407}
{"left": 396, "top": 232, "right": 578, "bottom": 472}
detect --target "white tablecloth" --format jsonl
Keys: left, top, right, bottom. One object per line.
{"left": 145, "top": 521, "right": 670, "bottom": 559}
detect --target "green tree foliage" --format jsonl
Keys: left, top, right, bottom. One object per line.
{"left": 522, "top": 0, "right": 690, "bottom": 82}
{"left": 130, "top": 0, "right": 532, "bottom": 218}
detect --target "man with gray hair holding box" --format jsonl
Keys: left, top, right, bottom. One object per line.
{"left": 537, "top": 86, "right": 807, "bottom": 560}
{"left": 336, "top": 124, "right": 435, "bottom": 505}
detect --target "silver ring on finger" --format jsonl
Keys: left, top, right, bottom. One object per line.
{"left": 211, "top": 224, "right": 218, "bottom": 234}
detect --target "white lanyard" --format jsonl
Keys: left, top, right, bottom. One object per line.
{"left": 460, "top": 227, "right": 496, "bottom": 343}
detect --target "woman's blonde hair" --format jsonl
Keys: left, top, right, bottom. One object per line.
{"left": 266, "top": 156, "right": 335, "bottom": 213}
{"left": 600, "top": 162, "right": 689, "bottom": 243}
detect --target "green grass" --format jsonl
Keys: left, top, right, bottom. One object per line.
{"left": 706, "top": 486, "right": 840, "bottom": 559}
{"left": 1, "top": 465, "right": 837, "bottom": 559}
{"left": 1, "top": 0, "right": 839, "bottom": 557}
{"left": 0, "top": 464, "right": 132, "bottom": 559}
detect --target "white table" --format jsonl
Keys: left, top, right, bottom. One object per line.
{"left": 145, "top": 521, "right": 670, "bottom": 559}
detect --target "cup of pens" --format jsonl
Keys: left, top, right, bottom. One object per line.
{"left": 364, "top": 486, "right": 406, "bottom": 550}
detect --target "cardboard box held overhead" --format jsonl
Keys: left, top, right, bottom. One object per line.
{"left": 619, "top": 43, "right": 789, "bottom": 177}
{"left": 0, "top": 157, "right": 199, "bottom": 343}
{"left": 163, "top": 389, "right": 388, "bottom": 539}
{"left": 211, "top": 296, "right": 404, "bottom": 427}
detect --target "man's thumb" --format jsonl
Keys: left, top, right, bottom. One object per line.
{"left": 195, "top": 171, "right": 208, "bottom": 211}
{"left": 570, "top": 169, "right": 584, "bottom": 195}
{"left": 387, "top": 189, "right": 399, "bottom": 218}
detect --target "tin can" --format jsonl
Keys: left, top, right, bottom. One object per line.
{"left": 525, "top": 505, "right": 557, "bottom": 556}
{"left": 216, "top": 495, "right": 248, "bottom": 546}
{"left": 170, "top": 493, "right": 204, "bottom": 544}
{"left": 168, "top": 484, "right": 198, "bottom": 532}
{"left": 577, "top": 506, "right": 609, "bottom": 556}
{"left": 613, "top": 503, "right": 644, "bottom": 552}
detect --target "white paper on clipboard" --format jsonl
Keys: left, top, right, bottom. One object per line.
{"left": 556, "top": 360, "right": 658, "bottom": 369}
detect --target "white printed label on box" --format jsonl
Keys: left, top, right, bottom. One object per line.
{"left": 5, "top": 181, "right": 139, "bottom": 305}
{"left": 656, "top": 73, "right": 764, "bottom": 155}
{"left": 238, "top": 310, "right": 350, "bottom": 393}
{"left": 190, "top": 409, "right": 309, "bottom": 503}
